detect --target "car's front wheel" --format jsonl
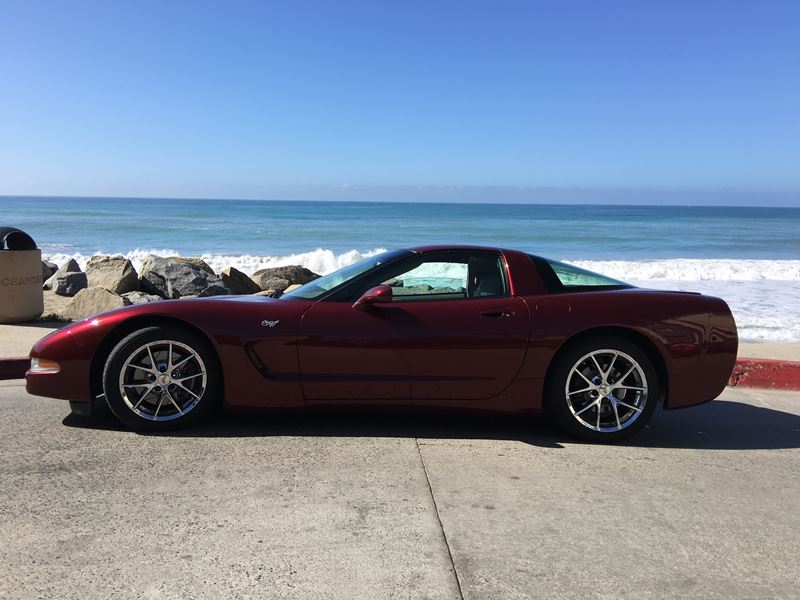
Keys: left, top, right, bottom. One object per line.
{"left": 102, "top": 325, "right": 220, "bottom": 431}
{"left": 546, "top": 336, "right": 658, "bottom": 442}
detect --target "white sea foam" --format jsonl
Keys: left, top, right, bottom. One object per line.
{"left": 40, "top": 250, "right": 800, "bottom": 343}
{"left": 43, "top": 247, "right": 389, "bottom": 276}
{"left": 568, "top": 259, "right": 800, "bottom": 282}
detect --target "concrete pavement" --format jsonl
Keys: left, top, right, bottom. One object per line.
{"left": 1, "top": 383, "right": 798, "bottom": 599}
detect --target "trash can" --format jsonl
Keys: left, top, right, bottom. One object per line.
{"left": 0, "top": 227, "right": 44, "bottom": 323}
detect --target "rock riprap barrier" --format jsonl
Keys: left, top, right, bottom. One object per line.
{"left": 38, "top": 255, "right": 320, "bottom": 321}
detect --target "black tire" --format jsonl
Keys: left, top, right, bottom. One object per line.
{"left": 102, "top": 325, "right": 221, "bottom": 432}
{"left": 545, "top": 336, "right": 659, "bottom": 443}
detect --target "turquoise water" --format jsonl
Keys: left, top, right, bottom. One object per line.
{"left": 2, "top": 196, "right": 798, "bottom": 260}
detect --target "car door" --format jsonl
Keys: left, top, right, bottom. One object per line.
{"left": 297, "top": 250, "right": 530, "bottom": 402}
{"left": 297, "top": 299, "right": 413, "bottom": 401}
{"left": 394, "top": 294, "right": 529, "bottom": 400}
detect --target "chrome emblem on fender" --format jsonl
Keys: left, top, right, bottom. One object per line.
{"left": 261, "top": 319, "right": 280, "bottom": 328}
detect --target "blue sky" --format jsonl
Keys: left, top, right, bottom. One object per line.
{"left": 1, "top": 0, "right": 798, "bottom": 204}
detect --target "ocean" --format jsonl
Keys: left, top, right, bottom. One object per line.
{"left": 2, "top": 196, "right": 799, "bottom": 342}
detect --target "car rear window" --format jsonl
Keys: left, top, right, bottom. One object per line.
{"left": 529, "top": 255, "right": 632, "bottom": 292}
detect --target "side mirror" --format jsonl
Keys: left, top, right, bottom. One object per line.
{"left": 353, "top": 285, "right": 393, "bottom": 310}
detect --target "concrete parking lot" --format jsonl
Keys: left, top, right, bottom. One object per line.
{"left": 1, "top": 381, "right": 798, "bottom": 600}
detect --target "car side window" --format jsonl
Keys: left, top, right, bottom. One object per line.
{"left": 354, "top": 251, "right": 507, "bottom": 302}
{"left": 383, "top": 261, "right": 468, "bottom": 301}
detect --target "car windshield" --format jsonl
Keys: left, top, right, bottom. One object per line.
{"left": 539, "top": 257, "right": 631, "bottom": 289}
{"left": 282, "top": 250, "right": 408, "bottom": 300}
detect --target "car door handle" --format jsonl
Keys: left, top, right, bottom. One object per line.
{"left": 479, "top": 309, "right": 514, "bottom": 318}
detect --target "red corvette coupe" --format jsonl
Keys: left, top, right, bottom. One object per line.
{"left": 26, "top": 246, "right": 738, "bottom": 441}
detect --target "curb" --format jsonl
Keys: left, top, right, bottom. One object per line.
{"left": 0, "top": 357, "right": 28, "bottom": 381}
{"left": 728, "top": 358, "right": 800, "bottom": 391}
{"left": 3, "top": 356, "right": 800, "bottom": 390}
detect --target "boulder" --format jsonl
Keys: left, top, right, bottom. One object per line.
{"left": 172, "top": 257, "right": 216, "bottom": 275}
{"left": 251, "top": 265, "right": 319, "bottom": 291}
{"left": 259, "top": 277, "right": 290, "bottom": 297}
{"left": 122, "top": 291, "right": 163, "bottom": 305}
{"left": 51, "top": 272, "right": 88, "bottom": 297}
{"left": 41, "top": 260, "right": 57, "bottom": 281}
{"left": 198, "top": 284, "right": 230, "bottom": 297}
{"left": 86, "top": 255, "right": 140, "bottom": 294}
{"left": 283, "top": 284, "right": 303, "bottom": 294}
{"left": 139, "top": 255, "right": 230, "bottom": 299}
{"left": 65, "top": 287, "right": 131, "bottom": 320}
{"left": 61, "top": 258, "right": 81, "bottom": 273}
{"left": 394, "top": 284, "right": 433, "bottom": 296}
{"left": 221, "top": 267, "right": 261, "bottom": 295}
{"left": 43, "top": 258, "right": 81, "bottom": 291}
{"left": 42, "top": 290, "right": 74, "bottom": 321}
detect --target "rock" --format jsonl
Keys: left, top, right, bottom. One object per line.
{"left": 251, "top": 265, "right": 319, "bottom": 291}
{"left": 394, "top": 284, "right": 433, "bottom": 296}
{"left": 65, "top": 287, "right": 131, "bottom": 320}
{"left": 139, "top": 255, "right": 230, "bottom": 299}
{"left": 51, "top": 272, "right": 88, "bottom": 297}
{"left": 260, "top": 277, "right": 290, "bottom": 296}
{"left": 43, "top": 258, "right": 81, "bottom": 290}
{"left": 172, "top": 257, "right": 216, "bottom": 275}
{"left": 42, "top": 290, "right": 74, "bottom": 321}
{"left": 220, "top": 267, "right": 262, "bottom": 295}
{"left": 198, "top": 284, "right": 230, "bottom": 297}
{"left": 122, "top": 291, "right": 163, "bottom": 305}
{"left": 86, "top": 255, "right": 140, "bottom": 294}
{"left": 41, "top": 260, "right": 57, "bottom": 281}
{"left": 61, "top": 258, "right": 81, "bottom": 273}
{"left": 283, "top": 284, "right": 303, "bottom": 294}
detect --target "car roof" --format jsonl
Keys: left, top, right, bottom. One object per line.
{"left": 407, "top": 244, "right": 512, "bottom": 254}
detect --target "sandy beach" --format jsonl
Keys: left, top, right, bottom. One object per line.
{"left": 738, "top": 343, "right": 800, "bottom": 361}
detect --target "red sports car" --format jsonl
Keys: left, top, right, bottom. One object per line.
{"left": 26, "top": 246, "right": 738, "bottom": 441}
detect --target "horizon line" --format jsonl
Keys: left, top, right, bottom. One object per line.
{"left": 2, "top": 192, "right": 800, "bottom": 209}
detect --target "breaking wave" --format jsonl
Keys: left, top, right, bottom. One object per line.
{"left": 42, "top": 247, "right": 389, "bottom": 276}
{"left": 41, "top": 250, "right": 800, "bottom": 282}
{"left": 568, "top": 259, "right": 800, "bottom": 282}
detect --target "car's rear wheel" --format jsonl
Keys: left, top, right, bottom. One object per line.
{"left": 102, "top": 325, "right": 220, "bottom": 431}
{"left": 546, "top": 336, "right": 658, "bottom": 442}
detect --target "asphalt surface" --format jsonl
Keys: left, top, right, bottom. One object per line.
{"left": 1, "top": 382, "right": 798, "bottom": 600}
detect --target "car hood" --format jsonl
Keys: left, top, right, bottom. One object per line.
{"left": 66, "top": 294, "right": 304, "bottom": 328}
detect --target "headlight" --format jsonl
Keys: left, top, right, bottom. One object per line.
{"left": 30, "top": 357, "right": 60, "bottom": 373}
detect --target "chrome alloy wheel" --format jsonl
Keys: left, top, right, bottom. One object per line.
{"left": 118, "top": 340, "right": 207, "bottom": 421}
{"left": 564, "top": 349, "right": 648, "bottom": 433}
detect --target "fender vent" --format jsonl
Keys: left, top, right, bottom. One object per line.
{"left": 244, "top": 342, "right": 269, "bottom": 376}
